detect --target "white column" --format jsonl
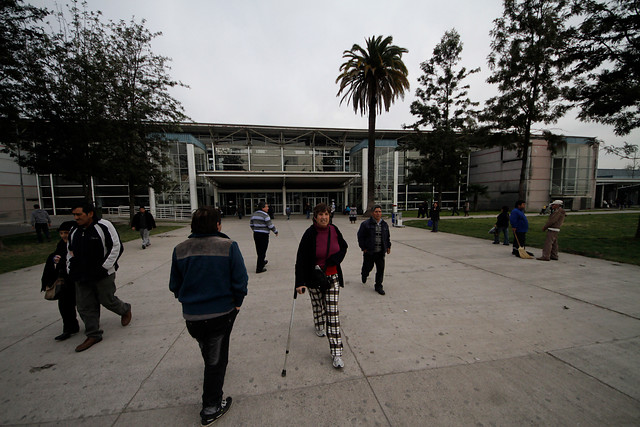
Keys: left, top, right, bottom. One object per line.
{"left": 282, "top": 183, "right": 287, "bottom": 216}
{"left": 49, "top": 174, "right": 57, "bottom": 215}
{"left": 213, "top": 183, "right": 219, "bottom": 208}
{"left": 186, "top": 143, "right": 199, "bottom": 212}
{"left": 281, "top": 146, "right": 284, "bottom": 172}
{"left": 211, "top": 142, "right": 216, "bottom": 171}
{"left": 344, "top": 186, "right": 348, "bottom": 208}
{"left": 393, "top": 151, "right": 399, "bottom": 210}
{"left": 361, "top": 148, "right": 368, "bottom": 210}
{"left": 90, "top": 176, "right": 96, "bottom": 204}
{"left": 148, "top": 187, "right": 156, "bottom": 215}
{"left": 342, "top": 145, "right": 346, "bottom": 172}
{"left": 35, "top": 174, "right": 42, "bottom": 209}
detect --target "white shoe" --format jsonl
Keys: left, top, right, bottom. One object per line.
{"left": 332, "top": 356, "right": 344, "bottom": 369}
{"left": 315, "top": 329, "right": 326, "bottom": 337}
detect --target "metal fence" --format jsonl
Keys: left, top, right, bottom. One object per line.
{"left": 106, "top": 205, "right": 192, "bottom": 221}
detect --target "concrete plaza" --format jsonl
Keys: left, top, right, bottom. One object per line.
{"left": 0, "top": 214, "right": 638, "bottom": 426}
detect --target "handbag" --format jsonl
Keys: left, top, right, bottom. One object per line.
{"left": 44, "top": 277, "right": 65, "bottom": 300}
{"left": 308, "top": 227, "right": 332, "bottom": 292}
{"left": 427, "top": 219, "right": 434, "bottom": 227}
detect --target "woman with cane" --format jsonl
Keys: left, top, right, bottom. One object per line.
{"left": 294, "top": 203, "right": 348, "bottom": 369}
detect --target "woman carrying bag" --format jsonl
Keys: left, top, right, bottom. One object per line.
{"left": 294, "top": 203, "right": 348, "bottom": 369}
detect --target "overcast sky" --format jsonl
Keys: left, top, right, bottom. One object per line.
{"left": 30, "top": 0, "right": 638, "bottom": 168}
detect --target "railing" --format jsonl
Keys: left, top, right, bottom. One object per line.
{"left": 106, "top": 205, "right": 192, "bottom": 221}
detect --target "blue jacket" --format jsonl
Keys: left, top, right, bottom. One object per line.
{"left": 509, "top": 208, "right": 529, "bottom": 232}
{"left": 169, "top": 231, "right": 248, "bottom": 316}
{"left": 357, "top": 217, "right": 391, "bottom": 253}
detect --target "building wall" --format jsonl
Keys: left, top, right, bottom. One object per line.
{"left": 0, "top": 150, "right": 38, "bottom": 223}
{"left": 468, "top": 146, "right": 522, "bottom": 210}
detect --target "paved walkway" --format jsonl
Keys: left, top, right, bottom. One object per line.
{"left": 0, "top": 215, "right": 638, "bottom": 426}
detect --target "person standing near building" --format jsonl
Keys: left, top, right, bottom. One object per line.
{"left": 41, "top": 220, "right": 79, "bottom": 341}
{"left": 463, "top": 201, "right": 470, "bottom": 217}
{"left": 170, "top": 206, "right": 248, "bottom": 426}
{"left": 131, "top": 206, "right": 156, "bottom": 249}
{"left": 538, "top": 200, "right": 566, "bottom": 261}
{"left": 249, "top": 201, "right": 278, "bottom": 274}
{"left": 429, "top": 201, "right": 441, "bottom": 232}
{"left": 493, "top": 206, "right": 510, "bottom": 245}
{"left": 67, "top": 203, "right": 132, "bottom": 352}
{"left": 510, "top": 199, "right": 530, "bottom": 257}
{"left": 349, "top": 205, "right": 357, "bottom": 223}
{"left": 285, "top": 206, "right": 292, "bottom": 220}
{"left": 357, "top": 204, "right": 391, "bottom": 295}
{"left": 31, "top": 204, "right": 51, "bottom": 243}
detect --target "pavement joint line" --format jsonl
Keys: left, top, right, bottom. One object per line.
{"left": 395, "top": 238, "right": 640, "bottom": 322}
{"left": 546, "top": 350, "right": 640, "bottom": 404}
{"left": 112, "top": 324, "right": 189, "bottom": 426}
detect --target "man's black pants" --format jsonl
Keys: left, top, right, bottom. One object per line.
{"left": 512, "top": 231, "right": 527, "bottom": 253}
{"left": 253, "top": 232, "right": 269, "bottom": 272}
{"left": 35, "top": 223, "right": 50, "bottom": 242}
{"left": 186, "top": 309, "right": 238, "bottom": 413}
{"left": 59, "top": 281, "right": 79, "bottom": 334}
{"left": 362, "top": 251, "right": 385, "bottom": 288}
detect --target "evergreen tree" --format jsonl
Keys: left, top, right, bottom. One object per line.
{"left": 403, "top": 29, "right": 479, "bottom": 204}
{"left": 483, "top": 0, "right": 572, "bottom": 200}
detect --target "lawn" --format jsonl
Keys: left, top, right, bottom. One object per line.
{"left": 0, "top": 224, "right": 185, "bottom": 275}
{"left": 405, "top": 212, "right": 640, "bottom": 266}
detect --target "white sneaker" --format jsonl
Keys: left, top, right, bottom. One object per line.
{"left": 315, "top": 329, "right": 326, "bottom": 337}
{"left": 332, "top": 356, "right": 344, "bottom": 369}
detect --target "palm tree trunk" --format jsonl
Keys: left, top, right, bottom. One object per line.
{"left": 367, "top": 97, "right": 376, "bottom": 212}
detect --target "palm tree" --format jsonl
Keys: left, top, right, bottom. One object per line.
{"left": 336, "top": 35, "right": 410, "bottom": 212}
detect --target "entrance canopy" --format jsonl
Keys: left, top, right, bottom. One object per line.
{"left": 199, "top": 171, "right": 359, "bottom": 190}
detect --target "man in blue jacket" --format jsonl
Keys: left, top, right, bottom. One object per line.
{"left": 68, "top": 203, "right": 131, "bottom": 352}
{"left": 170, "top": 206, "right": 248, "bottom": 427}
{"left": 357, "top": 205, "right": 391, "bottom": 295}
{"left": 509, "top": 199, "right": 530, "bottom": 257}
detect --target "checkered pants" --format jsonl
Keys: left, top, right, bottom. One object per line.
{"left": 308, "top": 274, "right": 342, "bottom": 357}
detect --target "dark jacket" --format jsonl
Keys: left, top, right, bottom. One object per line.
{"left": 496, "top": 211, "right": 510, "bottom": 228}
{"left": 131, "top": 211, "right": 156, "bottom": 231}
{"left": 429, "top": 206, "right": 441, "bottom": 221}
{"left": 357, "top": 217, "right": 391, "bottom": 253}
{"left": 170, "top": 231, "right": 248, "bottom": 316}
{"left": 295, "top": 224, "right": 348, "bottom": 288}
{"left": 41, "top": 239, "right": 69, "bottom": 291}
{"left": 67, "top": 218, "right": 123, "bottom": 283}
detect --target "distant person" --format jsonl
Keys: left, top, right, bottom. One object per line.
{"left": 237, "top": 207, "right": 243, "bottom": 220}
{"left": 31, "top": 204, "right": 51, "bottom": 243}
{"left": 349, "top": 206, "right": 358, "bottom": 223}
{"left": 538, "top": 200, "right": 566, "bottom": 261}
{"left": 510, "top": 199, "right": 530, "bottom": 258}
{"left": 67, "top": 203, "right": 131, "bottom": 352}
{"left": 493, "top": 206, "right": 510, "bottom": 245}
{"left": 249, "top": 201, "right": 278, "bottom": 273}
{"left": 131, "top": 206, "right": 156, "bottom": 250}
{"left": 429, "top": 201, "right": 441, "bottom": 232}
{"left": 295, "top": 203, "right": 348, "bottom": 369}
{"left": 451, "top": 205, "right": 459, "bottom": 216}
{"left": 539, "top": 204, "right": 548, "bottom": 215}
{"left": 330, "top": 200, "right": 336, "bottom": 224}
{"left": 305, "top": 203, "right": 311, "bottom": 219}
{"left": 286, "top": 206, "right": 292, "bottom": 220}
{"left": 463, "top": 201, "right": 470, "bottom": 217}
{"left": 169, "top": 206, "right": 248, "bottom": 426}
{"left": 357, "top": 204, "right": 391, "bottom": 295}
{"left": 41, "top": 220, "right": 79, "bottom": 341}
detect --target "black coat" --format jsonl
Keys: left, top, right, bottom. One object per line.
{"left": 295, "top": 224, "right": 348, "bottom": 288}
{"left": 41, "top": 239, "right": 68, "bottom": 291}
{"left": 357, "top": 217, "right": 391, "bottom": 253}
{"left": 131, "top": 211, "right": 156, "bottom": 231}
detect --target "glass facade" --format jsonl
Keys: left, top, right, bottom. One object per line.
{"left": 550, "top": 140, "right": 594, "bottom": 196}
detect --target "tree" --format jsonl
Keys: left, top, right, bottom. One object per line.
{"left": 403, "top": 29, "right": 479, "bottom": 204}
{"left": 336, "top": 35, "right": 410, "bottom": 212}
{"left": 0, "top": 0, "right": 49, "bottom": 155}
{"left": 567, "top": 0, "right": 640, "bottom": 136}
{"left": 483, "top": 0, "right": 572, "bottom": 200}
{"left": 465, "top": 183, "right": 489, "bottom": 211}
{"left": 106, "top": 18, "right": 187, "bottom": 222}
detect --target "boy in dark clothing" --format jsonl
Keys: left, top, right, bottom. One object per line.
{"left": 41, "top": 220, "right": 79, "bottom": 341}
{"left": 493, "top": 206, "right": 510, "bottom": 245}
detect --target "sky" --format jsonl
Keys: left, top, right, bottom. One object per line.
{"left": 29, "top": 0, "right": 638, "bottom": 169}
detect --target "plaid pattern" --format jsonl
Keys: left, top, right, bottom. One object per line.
{"left": 308, "top": 274, "right": 342, "bottom": 357}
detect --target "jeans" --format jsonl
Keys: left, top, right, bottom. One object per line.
{"left": 494, "top": 227, "right": 509, "bottom": 245}
{"left": 139, "top": 228, "right": 150, "bottom": 246}
{"left": 362, "top": 251, "right": 386, "bottom": 287}
{"left": 186, "top": 309, "right": 239, "bottom": 413}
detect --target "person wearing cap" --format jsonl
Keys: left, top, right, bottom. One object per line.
{"left": 537, "top": 200, "right": 566, "bottom": 261}
{"left": 131, "top": 206, "right": 156, "bottom": 249}
{"left": 357, "top": 204, "right": 391, "bottom": 295}
{"left": 41, "top": 220, "right": 80, "bottom": 341}
{"left": 249, "top": 201, "right": 278, "bottom": 273}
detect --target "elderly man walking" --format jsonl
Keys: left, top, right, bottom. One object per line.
{"left": 537, "top": 200, "right": 566, "bottom": 261}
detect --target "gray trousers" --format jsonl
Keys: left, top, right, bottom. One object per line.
{"left": 140, "top": 228, "right": 150, "bottom": 246}
{"left": 76, "top": 273, "right": 130, "bottom": 338}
